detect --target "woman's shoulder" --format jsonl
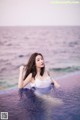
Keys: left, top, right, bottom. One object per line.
{"left": 27, "top": 73, "right": 33, "bottom": 78}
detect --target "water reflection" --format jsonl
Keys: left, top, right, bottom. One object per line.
{"left": 0, "top": 85, "right": 80, "bottom": 120}
{"left": 18, "top": 88, "right": 63, "bottom": 120}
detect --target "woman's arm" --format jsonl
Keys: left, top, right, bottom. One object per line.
{"left": 52, "top": 79, "right": 60, "bottom": 89}
{"left": 47, "top": 70, "right": 60, "bottom": 89}
{"left": 18, "top": 65, "right": 32, "bottom": 88}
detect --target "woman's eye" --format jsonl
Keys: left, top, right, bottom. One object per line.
{"left": 37, "top": 57, "right": 43, "bottom": 61}
{"left": 37, "top": 59, "right": 40, "bottom": 61}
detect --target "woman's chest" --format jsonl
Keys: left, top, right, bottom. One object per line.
{"left": 31, "top": 76, "right": 52, "bottom": 88}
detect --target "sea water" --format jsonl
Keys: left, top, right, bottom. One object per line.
{"left": 0, "top": 26, "right": 80, "bottom": 89}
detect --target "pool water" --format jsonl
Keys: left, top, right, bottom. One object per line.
{"left": 0, "top": 85, "right": 80, "bottom": 120}
{"left": 0, "top": 72, "right": 80, "bottom": 120}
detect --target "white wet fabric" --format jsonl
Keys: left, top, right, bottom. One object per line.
{"left": 30, "top": 76, "right": 52, "bottom": 88}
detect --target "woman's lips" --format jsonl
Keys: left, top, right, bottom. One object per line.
{"left": 41, "top": 63, "right": 44, "bottom": 66}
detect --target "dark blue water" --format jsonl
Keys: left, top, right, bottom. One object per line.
{"left": 0, "top": 87, "right": 80, "bottom": 120}
{"left": 0, "top": 72, "right": 80, "bottom": 120}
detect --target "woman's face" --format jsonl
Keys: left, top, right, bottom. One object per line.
{"left": 35, "top": 55, "right": 45, "bottom": 68}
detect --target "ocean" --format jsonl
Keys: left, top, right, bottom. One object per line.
{"left": 0, "top": 26, "right": 80, "bottom": 90}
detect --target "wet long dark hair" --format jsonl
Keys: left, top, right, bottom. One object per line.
{"left": 23, "top": 52, "right": 45, "bottom": 80}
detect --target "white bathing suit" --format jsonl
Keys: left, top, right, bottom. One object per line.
{"left": 30, "top": 76, "right": 52, "bottom": 88}
{"left": 30, "top": 76, "right": 53, "bottom": 94}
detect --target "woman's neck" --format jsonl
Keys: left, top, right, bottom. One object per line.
{"left": 36, "top": 67, "right": 41, "bottom": 75}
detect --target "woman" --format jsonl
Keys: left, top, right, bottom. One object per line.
{"left": 18, "top": 52, "right": 60, "bottom": 97}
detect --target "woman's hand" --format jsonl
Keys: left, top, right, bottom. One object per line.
{"left": 20, "top": 65, "right": 25, "bottom": 72}
{"left": 53, "top": 80, "right": 60, "bottom": 89}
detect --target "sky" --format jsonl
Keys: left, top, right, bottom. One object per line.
{"left": 0, "top": 0, "right": 80, "bottom": 26}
